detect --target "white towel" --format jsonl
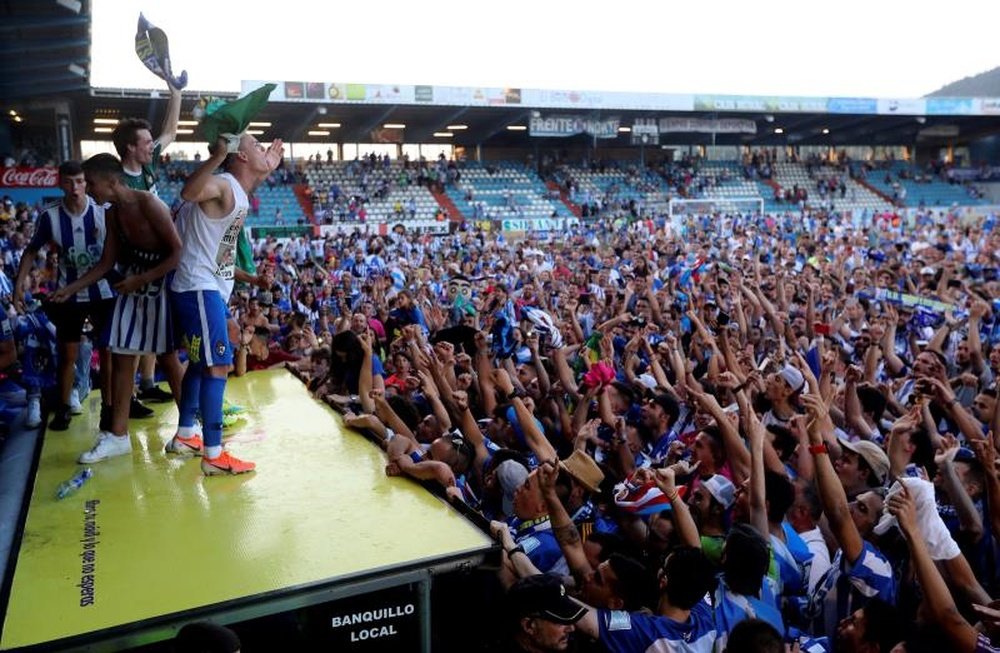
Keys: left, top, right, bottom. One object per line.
{"left": 874, "top": 477, "right": 960, "bottom": 560}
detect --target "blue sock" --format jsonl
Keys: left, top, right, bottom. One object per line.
{"left": 200, "top": 375, "right": 227, "bottom": 450}
{"left": 178, "top": 366, "right": 202, "bottom": 429}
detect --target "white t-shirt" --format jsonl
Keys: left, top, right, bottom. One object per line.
{"left": 171, "top": 173, "right": 248, "bottom": 301}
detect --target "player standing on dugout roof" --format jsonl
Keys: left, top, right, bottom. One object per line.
{"left": 111, "top": 77, "right": 182, "bottom": 410}
{"left": 166, "top": 133, "right": 283, "bottom": 475}
{"left": 50, "top": 153, "right": 182, "bottom": 464}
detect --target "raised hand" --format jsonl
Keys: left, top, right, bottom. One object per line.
{"left": 263, "top": 139, "right": 285, "bottom": 172}
{"left": 886, "top": 484, "right": 917, "bottom": 538}
{"left": 934, "top": 433, "right": 961, "bottom": 467}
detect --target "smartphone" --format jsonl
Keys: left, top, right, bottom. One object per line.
{"left": 814, "top": 322, "right": 832, "bottom": 336}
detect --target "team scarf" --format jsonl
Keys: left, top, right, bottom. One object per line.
{"left": 134, "top": 14, "right": 187, "bottom": 90}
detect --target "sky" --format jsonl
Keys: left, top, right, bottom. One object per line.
{"left": 91, "top": 0, "right": 1000, "bottom": 99}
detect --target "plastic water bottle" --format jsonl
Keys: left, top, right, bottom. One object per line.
{"left": 56, "top": 468, "right": 93, "bottom": 500}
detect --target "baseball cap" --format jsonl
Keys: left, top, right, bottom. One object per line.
{"left": 495, "top": 459, "right": 529, "bottom": 516}
{"left": 702, "top": 474, "right": 736, "bottom": 509}
{"left": 838, "top": 438, "right": 890, "bottom": 485}
{"left": 779, "top": 365, "right": 805, "bottom": 393}
{"left": 507, "top": 574, "right": 587, "bottom": 625}
{"left": 559, "top": 450, "right": 604, "bottom": 494}
{"left": 920, "top": 266, "right": 936, "bottom": 276}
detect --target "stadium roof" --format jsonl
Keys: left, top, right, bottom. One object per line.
{"left": 55, "top": 88, "right": 1000, "bottom": 150}
{"left": 2, "top": 1, "right": 997, "bottom": 156}
{"left": 0, "top": 0, "right": 92, "bottom": 100}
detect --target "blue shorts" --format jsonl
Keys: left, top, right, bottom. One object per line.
{"left": 171, "top": 290, "right": 233, "bottom": 368}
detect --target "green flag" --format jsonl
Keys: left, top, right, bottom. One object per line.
{"left": 196, "top": 83, "right": 276, "bottom": 145}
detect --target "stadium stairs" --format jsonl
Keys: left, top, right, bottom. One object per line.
{"left": 545, "top": 180, "right": 582, "bottom": 217}
{"left": 293, "top": 184, "right": 315, "bottom": 222}
{"left": 430, "top": 187, "right": 463, "bottom": 221}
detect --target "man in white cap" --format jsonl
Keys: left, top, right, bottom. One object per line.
{"left": 688, "top": 473, "right": 736, "bottom": 566}
{"left": 836, "top": 438, "right": 890, "bottom": 499}
{"left": 762, "top": 364, "right": 804, "bottom": 429}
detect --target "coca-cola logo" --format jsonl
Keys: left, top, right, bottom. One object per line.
{"left": 1, "top": 167, "right": 59, "bottom": 188}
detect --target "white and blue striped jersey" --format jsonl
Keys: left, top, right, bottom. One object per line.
{"left": 28, "top": 199, "right": 114, "bottom": 303}
{"left": 598, "top": 601, "right": 717, "bottom": 653}
{"left": 804, "top": 541, "right": 896, "bottom": 639}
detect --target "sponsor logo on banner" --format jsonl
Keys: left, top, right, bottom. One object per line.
{"left": 305, "top": 83, "right": 325, "bottom": 99}
{"left": 415, "top": 85, "right": 433, "bottom": 102}
{"left": 826, "top": 97, "right": 879, "bottom": 114}
{"left": 695, "top": 95, "right": 768, "bottom": 112}
{"left": 284, "top": 81, "right": 304, "bottom": 99}
{"left": 926, "top": 98, "right": 974, "bottom": 115}
{"left": 693, "top": 95, "right": 825, "bottom": 112}
{"left": 977, "top": 98, "right": 1000, "bottom": 115}
{"left": 659, "top": 118, "right": 756, "bottom": 134}
{"left": 876, "top": 98, "right": 926, "bottom": 115}
{"left": 345, "top": 84, "right": 367, "bottom": 101}
{"left": 529, "top": 115, "right": 620, "bottom": 138}
{"left": 1, "top": 167, "right": 59, "bottom": 188}
{"left": 501, "top": 217, "right": 578, "bottom": 232}
{"left": 327, "top": 83, "right": 345, "bottom": 100}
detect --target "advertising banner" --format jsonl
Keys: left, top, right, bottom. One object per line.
{"left": 658, "top": 118, "right": 756, "bottom": 134}
{"left": 0, "top": 167, "right": 59, "bottom": 188}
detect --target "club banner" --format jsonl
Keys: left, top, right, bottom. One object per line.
{"left": 529, "top": 115, "right": 620, "bottom": 139}
{"left": 658, "top": 118, "right": 757, "bottom": 134}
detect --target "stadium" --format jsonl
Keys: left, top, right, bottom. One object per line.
{"left": 3, "top": 1, "right": 1000, "bottom": 652}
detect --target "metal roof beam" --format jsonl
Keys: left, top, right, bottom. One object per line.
{"left": 3, "top": 82, "right": 89, "bottom": 98}
{"left": 0, "top": 15, "right": 90, "bottom": 31}
{"left": 0, "top": 38, "right": 90, "bottom": 56}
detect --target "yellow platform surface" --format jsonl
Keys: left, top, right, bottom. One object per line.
{"left": 1, "top": 369, "right": 491, "bottom": 650}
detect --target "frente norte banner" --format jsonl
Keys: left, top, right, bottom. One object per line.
{"left": 529, "top": 115, "right": 621, "bottom": 139}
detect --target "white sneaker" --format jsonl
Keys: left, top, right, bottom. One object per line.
{"left": 78, "top": 431, "right": 132, "bottom": 463}
{"left": 69, "top": 389, "right": 83, "bottom": 415}
{"left": 25, "top": 396, "right": 41, "bottom": 428}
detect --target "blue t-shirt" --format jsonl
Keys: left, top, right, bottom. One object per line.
{"left": 713, "top": 576, "right": 784, "bottom": 650}
{"left": 598, "top": 601, "right": 717, "bottom": 653}
{"left": 511, "top": 518, "right": 568, "bottom": 577}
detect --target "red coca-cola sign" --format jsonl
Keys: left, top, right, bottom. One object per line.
{"left": 0, "top": 167, "right": 59, "bottom": 188}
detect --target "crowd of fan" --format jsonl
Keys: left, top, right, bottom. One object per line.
{"left": 4, "top": 168, "right": 1000, "bottom": 651}
{"left": 226, "top": 204, "right": 999, "bottom": 651}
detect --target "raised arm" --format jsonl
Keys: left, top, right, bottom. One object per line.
{"left": 180, "top": 139, "right": 231, "bottom": 205}
{"left": 155, "top": 83, "right": 182, "bottom": 150}
{"left": 969, "top": 437, "right": 1000, "bottom": 542}
{"left": 639, "top": 465, "right": 701, "bottom": 549}
{"left": 746, "top": 407, "right": 771, "bottom": 538}
{"left": 888, "top": 486, "right": 978, "bottom": 653}
{"left": 493, "top": 368, "right": 557, "bottom": 462}
{"left": 803, "top": 393, "right": 864, "bottom": 563}
{"left": 538, "top": 460, "right": 593, "bottom": 581}
{"left": 935, "top": 436, "right": 984, "bottom": 544}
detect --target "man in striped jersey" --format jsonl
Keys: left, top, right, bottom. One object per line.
{"left": 51, "top": 154, "right": 181, "bottom": 463}
{"left": 112, "top": 83, "right": 181, "bottom": 407}
{"left": 13, "top": 161, "right": 116, "bottom": 431}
